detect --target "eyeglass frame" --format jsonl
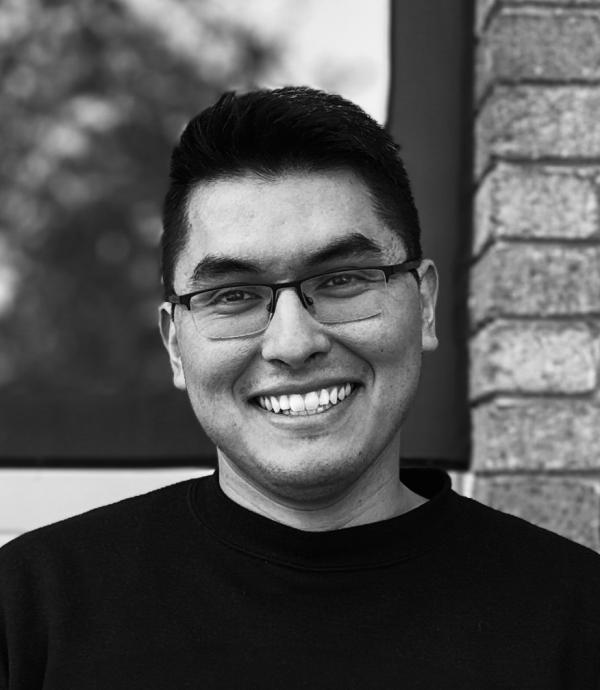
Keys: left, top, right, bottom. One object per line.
{"left": 169, "top": 258, "right": 421, "bottom": 322}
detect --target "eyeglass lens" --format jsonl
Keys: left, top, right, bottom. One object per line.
{"left": 189, "top": 268, "right": 388, "bottom": 339}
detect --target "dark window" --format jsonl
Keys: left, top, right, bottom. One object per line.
{"left": 1, "top": 2, "right": 472, "bottom": 471}
{"left": 387, "top": 0, "right": 474, "bottom": 470}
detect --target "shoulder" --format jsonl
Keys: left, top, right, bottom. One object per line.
{"left": 0, "top": 477, "right": 197, "bottom": 574}
{"left": 434, "top": 493, "right": 600, "bottom": 632}
{"left": 459, "top": 495, "right": 600, "bottom": 591}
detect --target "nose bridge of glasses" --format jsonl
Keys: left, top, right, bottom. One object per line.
{"left": 269, "top": 282, "right": 313, "bottom": 315}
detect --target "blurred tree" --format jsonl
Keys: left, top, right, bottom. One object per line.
{"left": 0, "top": 0, "right": 278, "bottom": 401}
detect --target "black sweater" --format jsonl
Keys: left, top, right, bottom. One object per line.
{"left": 1, "top": 468, "right": 600, "bottom": 689}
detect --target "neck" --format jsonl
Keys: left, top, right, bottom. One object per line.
{"left": 217, "top": 441, "right": 427, "bottom": 532}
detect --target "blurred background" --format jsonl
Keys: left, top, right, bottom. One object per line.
{"left": 0, "top": 0, "right": 394, "bottom": 459}
{"left": 0, "top": 0, "right": 474, "bottom": 541}
{"left": 3, "top": 0, "right": 598, "bottom": 554}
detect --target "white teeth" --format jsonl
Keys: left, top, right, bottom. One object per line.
{"left": 304, "top": 391, "right": 319, "bottom": 411}
{"left": 256, "top": 384, "right": 356, "bottom": 415}
{"left": 289, "top": 394, "right": 305, "bottom": 412}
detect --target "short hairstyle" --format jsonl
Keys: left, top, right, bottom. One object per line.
{"left": 161, "top": 86, "right": 422, "bottom": 300}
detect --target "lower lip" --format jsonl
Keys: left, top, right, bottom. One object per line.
{"left": 251, "top": 387, "right": 361, "bottom": 428}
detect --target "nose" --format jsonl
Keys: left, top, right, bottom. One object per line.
{"left": 260, "top": 288, "right": 331, "bottom": 368}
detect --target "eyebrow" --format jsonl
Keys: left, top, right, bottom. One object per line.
{"left": 186, "top": 233, "right": 386, "bottom": 289}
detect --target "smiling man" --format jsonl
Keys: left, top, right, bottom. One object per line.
{"left": 1, "top": 87, "right": 600, "bottom": 689}
{"left": 161, "top": 167, "right": 435, "bottom": 530}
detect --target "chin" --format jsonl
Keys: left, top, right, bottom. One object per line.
{"left": 234, "top": 444, "right": 375, "bottom": 503}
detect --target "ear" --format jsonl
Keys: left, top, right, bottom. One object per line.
{"left": 417, "top": 259, "right": 438, "bottom": 353}
{"left": 159, "top": 303, "right": 187, "bottom": 391}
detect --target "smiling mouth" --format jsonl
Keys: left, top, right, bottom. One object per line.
{"left": 253, "top": 383, "right": 358, "bottom": 417}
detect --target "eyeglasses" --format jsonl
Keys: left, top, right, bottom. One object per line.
{"left": 169, "top": 259, "right": 421, "bottom": 340}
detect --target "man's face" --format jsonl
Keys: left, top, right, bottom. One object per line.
{"left": 161, "top": 170, "right": 437, "bottom": 501}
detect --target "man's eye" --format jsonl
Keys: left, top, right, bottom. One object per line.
{"left": 217, "top": 290, "right": 260, "bottom": 303}
{"left": 319, "top": 272, "right": 369, "bottom": 289}
{"left": 324, "top": 274, "right": 352, "bottom": 287}
{"left": 204, "top": 288, "right": 267, "bottom": 311}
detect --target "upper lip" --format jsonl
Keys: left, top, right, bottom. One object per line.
{"left": 250, "top": 378, "right": 360, "bottom": 399}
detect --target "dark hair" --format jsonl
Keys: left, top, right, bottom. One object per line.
{"left": 161, "top": 86, "right": 422, "bottom": 299}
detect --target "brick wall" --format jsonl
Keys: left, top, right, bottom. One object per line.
{"left": 471, "top": 0, "right": 600, "bottom": 551}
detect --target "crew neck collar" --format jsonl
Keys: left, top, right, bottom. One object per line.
{"left": 190, "top": 468, "right": 468, "bottom": 571}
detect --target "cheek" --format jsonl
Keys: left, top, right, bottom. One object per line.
{"left": 335, "top": 306, "right": 422, "bottom": 365}
{"left": 179, "top": 337, "right": 255, "bottom": 400}
{"left": 378, "top": 294, "right": 424, "bottom": 359}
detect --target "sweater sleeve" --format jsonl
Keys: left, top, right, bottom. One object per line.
{"left": 0, "top": 550, "right": 8, "bottom": 690}
{"left": 0, "top": 539, "right": 20, "bottom": 690}
{"left": 0, "top": 536, "right": 49, "bottom": 690}
{"left": 0, "top": 541, "right": 16, "bottom": 690}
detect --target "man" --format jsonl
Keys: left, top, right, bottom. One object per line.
{"left": 1, "top": 87, "right": 599, "bottom": 688}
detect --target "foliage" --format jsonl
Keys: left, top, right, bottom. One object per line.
{"left": 0, "top": 0, "right": 277, "bottom": 396}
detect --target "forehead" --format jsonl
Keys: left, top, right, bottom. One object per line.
{"left": 175, "top": 170, "right": 404, "bottom": 289}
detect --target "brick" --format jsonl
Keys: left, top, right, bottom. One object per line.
{"left": 473, "top": 474, "right": 600, "bottom": 552}
{"left": 477, "top": 9, "right": 600, "bottom": 100}
{"left": 472, "top": 397, "right": 600, "bottom": 471}
{"left": 470, "top": 243, "right": 600, "bottom": 324}
{"left": 469, "top": 320, "right": 597, "bottom": 399}
{"left": 475, "top": 86, "right": 600, "bottom": 178}
{"left": 506, "top": 0, "right": 600, "bottom": 5}
{"left": 473, "top": 163, "right": 600, "bottom": 254}
{"left": 476, "top": 0, "right": 499, "bottom": 34}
